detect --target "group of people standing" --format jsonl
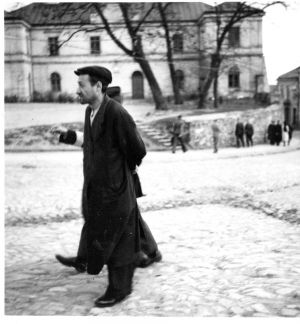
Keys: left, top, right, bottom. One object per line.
{"left": 211, "top": 119, "right": 255, "bottom": 153}
{"left": 235, "top": 119, "right": 254, "bottom": 148}
{"left": 172, "top": 116, "right": 294, "bottom": 154}
{"left": 267, "top": 120, "right": 293, "bottom": 146}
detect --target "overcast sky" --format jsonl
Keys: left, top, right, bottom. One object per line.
{"left": 3, "top": 0, "right": 300, "bottom": 85}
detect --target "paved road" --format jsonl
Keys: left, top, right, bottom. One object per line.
{"left": 5, "top": 144, "right": 300, "bottom": 316}
{"left": 5, "top": 142, "right": 300, "bottom": 226}
{"left": 5, "top": 206, "right": 300, "bottom": 316}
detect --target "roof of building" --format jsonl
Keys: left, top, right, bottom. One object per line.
{"left": 278, "top": 67, "right": 300, "bottom": 80}
{"left": 203, "top": 2, "right": 264, "bottom": 15}
{"left": 4, "top": 2, "right": 213, "bottom": 26}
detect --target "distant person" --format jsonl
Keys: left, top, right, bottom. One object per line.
{"left": 211, "top": 120, "right": 221, "bottom": 153}
{"left": 288, "top": 123, "right": 293, "bottom": 145}
{"left": 267, "top": 120, "right": 276, "bottom": 145}
{"left": 170, "top": 115, "right": 187, "bottom": 153}
{"left": 274, "top": 120, "right": 282, "bottom": 145}
{"left": 245, "top": 121, "right": 254, "bottom": 147}
{"left": 282, "top": 121, "right": 290, "bottom": 146}
{"left": 235, "top": 119, "right": 245, "bottom": 148}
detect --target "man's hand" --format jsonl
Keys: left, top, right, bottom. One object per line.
{"left": 50, "top": 125, "right": 68, "bottom": 135}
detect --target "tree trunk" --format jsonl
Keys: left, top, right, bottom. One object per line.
{"left": 198, "top": 72, "right": 213, "bottom": 109}
{"left": 170, "top": 64, "right": 183, "bottom": 105}
{"left": 165, "top": 37, "right": 183, "bottom": 104}
{"left": 135, "top": 55, "right": 168, "bottom": 110}
{"left": 158, "top": 4, "right": 183, "bottom": 105}
{"left": 213, "top": 73, "right": 219, "bottom": 108}
{"left": 198, "top": 53, "right": 222, "bottom": 109}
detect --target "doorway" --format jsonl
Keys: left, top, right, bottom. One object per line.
{"left": 132, "top": 71, "right": 144, "bottom": 99}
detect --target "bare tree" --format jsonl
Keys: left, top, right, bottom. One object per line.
{"left": 53, "top": 3, "right": 168, "bottom": 110}
{"left": 92, "top": 3, "right": 168, "bottom": 110}
{"left": 198, "top": 1, "right": 286, "bottom": 109}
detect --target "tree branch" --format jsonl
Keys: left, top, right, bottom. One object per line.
{"left": 58, "top": 25, "right": 102, "bottom": 49}
{"left": 133, "top": 3, "right": 156, "bottom": 34}
{"left": 92, "top": 3, "right": 133, "bottom": 56}
{"left": 119, "top": 3, "right": 136, "bottom": 39}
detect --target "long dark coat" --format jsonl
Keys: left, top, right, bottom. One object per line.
{"left": 80, "top": 95, "right": 146, "bottom": 274}
{"left": 274, "top": 124, "right": 282, "bottom": 143}
{"left": 267, "top": 124, "right": 275, "bottom": 142}
{"left": 245, "top": 123, "right": 254, "bottom": 136}
{"left": 235, "top": 122, "right": 244, "bottom": 136}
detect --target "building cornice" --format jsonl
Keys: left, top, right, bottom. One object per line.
{"left": 5, "top": 19, "right": 31, "bottom": 29}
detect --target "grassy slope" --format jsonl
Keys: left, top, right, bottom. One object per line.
{"left": 4, "top": 122, "right": 166, "bottom": 152}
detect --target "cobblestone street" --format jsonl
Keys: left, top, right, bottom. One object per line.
{"left": 5, "top": 141, "right": 300, "bottom": 316}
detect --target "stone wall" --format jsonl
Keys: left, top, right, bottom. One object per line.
{"left": 184, "top": 104, "right": 283, "bottom": 149}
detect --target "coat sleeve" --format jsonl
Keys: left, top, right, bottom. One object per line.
{"left": 59, "top": 130, "right": 84, "bottom": 147}
{"left": 115, "top": 108, "right": 147, "bottom": 170}
{"left": 59, "top": 130, "right": 77, "bottom": 144}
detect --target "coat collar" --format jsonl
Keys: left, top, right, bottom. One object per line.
{"left": 90, "top": 94, "right": 111, "bottom": 141}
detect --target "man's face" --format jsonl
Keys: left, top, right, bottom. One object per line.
{"left": 76, "top": 74, "right": 98, "bottom": 105}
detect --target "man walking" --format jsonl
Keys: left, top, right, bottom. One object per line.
{"left": 51, "top": 66, "right": 160, "bottom": 307}
{"left": 245, "top": 120, "right": 254, "bottom": 147}
{"left": 171, "top": 115, "right": 187, "bottom": 153}
{"left": 235, "top": 119, "right": 245, "bottom": 148}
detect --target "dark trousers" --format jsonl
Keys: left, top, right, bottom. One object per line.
{"left": 172, "top": 135, "right": 187, "bottom": 153}
{"left": 246, "top": 134, "right": 253, "bottom": 146}
{"left": 213, "top": 136, "right": 219, "bottom": 153}
{"left": 236, "top": 135, "right": 245, "bottom": 148}
{"left": 105, "top": 263, "right": 135, "bottom": 298}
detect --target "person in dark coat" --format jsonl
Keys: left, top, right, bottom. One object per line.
{"left": 51, "top": 66, "right": 161, "bottom": 307}
{"left": 274, "top": 120, "right": 282, "bottom": 145}
{"left": 267, "top": 120, "right": 276, "bottom": 145}
{"left": 288, "top": 123, "right": 293, "bottom": 145}
{"left": 245, "top": 120, "right": 254, "bottom": 147}
{"left": 235, "top": 119, "right": 245, "bottom": 148}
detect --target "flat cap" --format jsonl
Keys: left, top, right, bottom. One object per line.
{"left": 74, "top": 65, "right": 112, "bottom": 84}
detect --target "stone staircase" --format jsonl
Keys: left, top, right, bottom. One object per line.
{"left": 135, "top": 120, "right": 171, "bottom": 149}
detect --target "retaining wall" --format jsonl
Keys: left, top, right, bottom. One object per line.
{"left": 184, "top": 104, "right": 283, "bottom": 149}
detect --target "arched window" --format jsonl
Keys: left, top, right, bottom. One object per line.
{"left": 173, "top": 33, "right": 183, "bottom": 53}
{"left": 51, "top": 72, "right": 61, "bottom": 92}
{"left": 228, "top": 66, "right": 240, "bottom": 88}
{"left": 132, "top": 71, "right": 144, "bottom": 99}
{"left": 175, "top": 70, "right": 184, "bottom": 90}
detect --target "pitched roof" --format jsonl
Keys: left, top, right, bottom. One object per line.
{"left": 4, "top": 2, "right": 213, "bottom": 26}
{"left": 163, "top": 2, "right": 213, "bottom": 21}
{"left": 4, "top": 3, "right": 94, "bottom": 25}
{"left": 278, "top": 67, "right": 300, "bottom": 80}
{"left": 203, "top": 1, "right": 264, "bottom": 15}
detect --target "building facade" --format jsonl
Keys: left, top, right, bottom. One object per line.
{"left": 5, "top": 2, "right": 269, "bottom": 102}
{"left": 277, "top": 66, "right": 300, "bottom": 128}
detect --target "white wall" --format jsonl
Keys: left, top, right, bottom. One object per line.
{"left": 5, "top": 12, "right": 268, "bottom": 101}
